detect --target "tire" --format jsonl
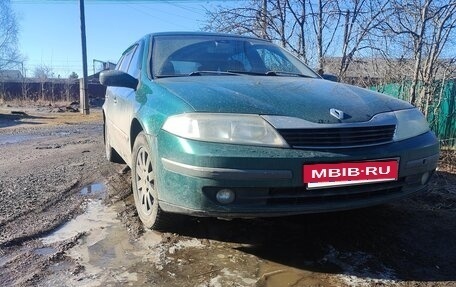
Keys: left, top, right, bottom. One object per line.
{"left": 104, "top": 120, "right": 124, "bottom": 164}
{"left": 131, "top": 132, "right": 169, "bottom": 230}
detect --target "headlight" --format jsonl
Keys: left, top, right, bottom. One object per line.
{"left": 162, "top": 113, "right": 289, "bottom": 147}
{"left": 393, "top": 109, "right": 430, "bottom": 141}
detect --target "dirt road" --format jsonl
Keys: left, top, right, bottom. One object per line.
{"left": 1, "top": 106, "right": 455, "bottom": 287}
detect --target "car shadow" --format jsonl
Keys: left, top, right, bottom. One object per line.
{"left": 165, "top": 171, "right": 456, "bottom": 283}
{"left": 0, "top": 112, "right": 54, "bottom": 128}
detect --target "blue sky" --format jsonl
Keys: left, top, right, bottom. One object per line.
{"left": 11, "top": 0, "right": 232, "bottom": 78}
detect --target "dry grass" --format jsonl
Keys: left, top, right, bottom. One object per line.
{"left": 0, "top": 97, "right": 76, "bottom": 108}
{"left": 439, "top": 149, "right": 456, "bottom": 174}
{"left": 0, "top": 102, "right": 102, "bottom": 129}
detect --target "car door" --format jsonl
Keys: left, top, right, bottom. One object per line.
{"left": 107, "top": 43, "right": 142, "bottom": 161}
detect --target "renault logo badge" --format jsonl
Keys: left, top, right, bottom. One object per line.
{"left": 330, "top": 108, "right": 344, "bottom": 120}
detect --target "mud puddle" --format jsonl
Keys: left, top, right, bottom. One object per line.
{"left": 61, "top": 201, "right": 163, "bottom": 286}
{"left": 79, "top": 182, "right": 106, "bottom": 197}
{"left": 0, "top": 254, "right": 12, "bottom": 268}
{"left": 39, "top": 199, "right": 161, "bottom": 285}
{"left": 40, "top": 200, "right": 118, "bottom": 245}
{"left": 37, "top": 183, "right": 164, "bottom": 286}
{"left": 0, "top": 134, "right": 36, "bottom": 145}
{"left": 0, "top": 132, "right": 73, "bottom": 146}
{"left": 35, "top": 182, "right": 264, "bottom": 286}
{"left": 156, "top": 212, "right": 407, "bottom": 287}
{"left": 35, "top": 183, "right": 403, "bottom": 286}
{"left": 255, "top": 243, "right": 398, "bottom": 286}
{"left": 33, "top": 247, "right": 57, "bottom": 256}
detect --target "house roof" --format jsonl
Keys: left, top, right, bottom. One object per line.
{"left": 323, "top": 57, "right": 456, "bottom": 80}
{"left": 0, "top": 70, "right": 23, "bottom": 81}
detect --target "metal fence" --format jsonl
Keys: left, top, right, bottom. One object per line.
{"left": 0, "top": 79, "right": 106, "bottom": 103}
{"left": 372, "top": 80, "right": 456, "bottom": 147}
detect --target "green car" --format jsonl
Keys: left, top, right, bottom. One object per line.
{"left": 101, "top": 32, "right": 439, "bottom": 229}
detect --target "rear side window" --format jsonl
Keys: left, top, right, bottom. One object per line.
{"left": 117, "top": 46, "right": 137, "bottom": 73}
{"left": 127, "top": 43, "right": 143, "bottom": 78}
{"left": 115, "top": 55, "right": 125, "bottom": 70}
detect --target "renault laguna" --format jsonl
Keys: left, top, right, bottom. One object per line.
{"left": 101, "top": 32, "right": 439, "bottom": 229}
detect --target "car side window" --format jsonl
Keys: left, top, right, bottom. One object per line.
{"left": 115, "top": 55, "right": 125, "bottom": 70}
{"left": 255, "top": 47, "right": 299, "bottom": 73}
{"left": 127, "top": 43, "right": 142, "bottom": 79}
{"left": 118, "top": 46, "right": 136, "bottom": 73}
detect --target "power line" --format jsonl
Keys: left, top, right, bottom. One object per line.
{"left": 12, "top": 0, "right": 233, "bottom": 3}
{"left": 124, "top": 3, "right": 191, "bottom": 29}
{"left": 137, "top": 2, "right": 198, "bottom": 20}
{"left": 163, "top": 0, "right": 207, "bottom": 16}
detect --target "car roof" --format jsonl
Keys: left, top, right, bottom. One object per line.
{"left": 146, "top": 31, "right": 269, "bottom": 42}
{"left": 119, "top": 32, "right": 270, "bottom": 55}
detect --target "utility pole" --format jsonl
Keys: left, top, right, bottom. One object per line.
{"left": 79, "top": 0, "right": 89, "bottom": 115}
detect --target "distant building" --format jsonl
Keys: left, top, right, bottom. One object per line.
{"left": 323, "top": 57, "right": 456, "bottom": 86}
{"left": 0, "top": 70, "right": 23, "bottom": 81}
{"left": 93, "top": 59, "right": 116, "bottom": 74}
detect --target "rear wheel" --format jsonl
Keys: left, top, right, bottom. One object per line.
{"left": 132, "top": 132, "right": 169, "bottom": 230}
{"left": 104, "top": 120, "right": 124, "bottom": 164}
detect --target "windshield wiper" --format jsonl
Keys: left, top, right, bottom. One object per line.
{"left": 188, "top": 71, "right": 239, "bottom": 76}
{"left": 227, "top": 70, "right": 315, "bottom": 78}
{"left": 155, "top": 71, "right": 239, "bottom": 78}
{"left": 155, "top": 74, "right": 186, "bottom": 78}
{"left": 265, "top": 71, "right": 314, "bottom": 78}
{"left": 227, "top": 70, "right": 268, "bottom": 76}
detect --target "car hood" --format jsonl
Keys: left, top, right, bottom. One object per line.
{"left": 156, "top": 76, "right": 412, "bottom": 123}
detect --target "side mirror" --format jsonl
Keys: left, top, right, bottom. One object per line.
{"left": 322, "top": 73, "right": 339, "bottom": 82}
{"left": 100, "top": 70, "right": 138, "bottom": 90}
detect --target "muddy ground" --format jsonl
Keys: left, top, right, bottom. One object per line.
{"left": 0, "top": 105, "right": 455, "bottom": 287}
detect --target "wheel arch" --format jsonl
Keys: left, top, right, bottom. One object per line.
{"left": 130, "top": 118, "right": 144, "bottom": 152}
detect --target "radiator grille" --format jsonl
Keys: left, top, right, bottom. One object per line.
{"left": 278, "top": 125, "right": 396, "bottom": 148}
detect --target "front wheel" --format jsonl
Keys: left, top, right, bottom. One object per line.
{"left": 131, "top": 132, "right": 169, "bottom": 230}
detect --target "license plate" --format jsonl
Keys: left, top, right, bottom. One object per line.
{"left": 303, "top": 160, "right": 398, "bottom": 189}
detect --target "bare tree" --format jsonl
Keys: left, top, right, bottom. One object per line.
{"left": 204, "top": 1, "right": 268, "bottom": 39}
{"left": 0, "top": 0, "right": 21, "bottom": 70}
{"left": 33, "top": 64, "right": 54, "bottom": 100}
{"left": 336, "top": 0, "right": 390, "bottom": 81}
{"left": 285, "top": 0, "right": 308, "bottom": 61}
{"left": 306, "top": 0, "right": 341, "bottom": 71}
{"left": 380, "top": 0, "right": 456, "bottom": 108}
{"left": 33, "top": 65, "right": 54, "bottom": 79}
{"left": 204, "top": 0, "right": 333, "bottom": 67}
{"left": 203, "top": 0, "right": 455, "bottom": 99}
{"left": 267, "top": 0, "right": 289, "bottom": 47}
{"left": 203, "top": 0, "right": 388, "bottom": 75}
{"left": 421, "top": 2, "right": 456, "bottom": 116}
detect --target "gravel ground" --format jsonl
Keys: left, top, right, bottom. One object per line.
{"left": 1, "top": 105, "right": 455, "bottom": 287}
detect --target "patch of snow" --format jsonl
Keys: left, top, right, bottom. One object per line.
{"left": 322, "top": 245, "right": 398, "bottom": 286}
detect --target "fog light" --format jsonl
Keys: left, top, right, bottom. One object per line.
{"left": 216, "top": 189, "right": 235, "bottom": 204}
{"left": 421, "top": 172, "right": 430, "bottom": 185}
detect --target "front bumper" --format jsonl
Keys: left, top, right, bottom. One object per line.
{"left": 153, "top": 131, "right": 439, "bottom": 217}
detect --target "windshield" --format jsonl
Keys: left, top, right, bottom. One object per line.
{"left": 152, "top": 35, "right": 318, "bottom": 78}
